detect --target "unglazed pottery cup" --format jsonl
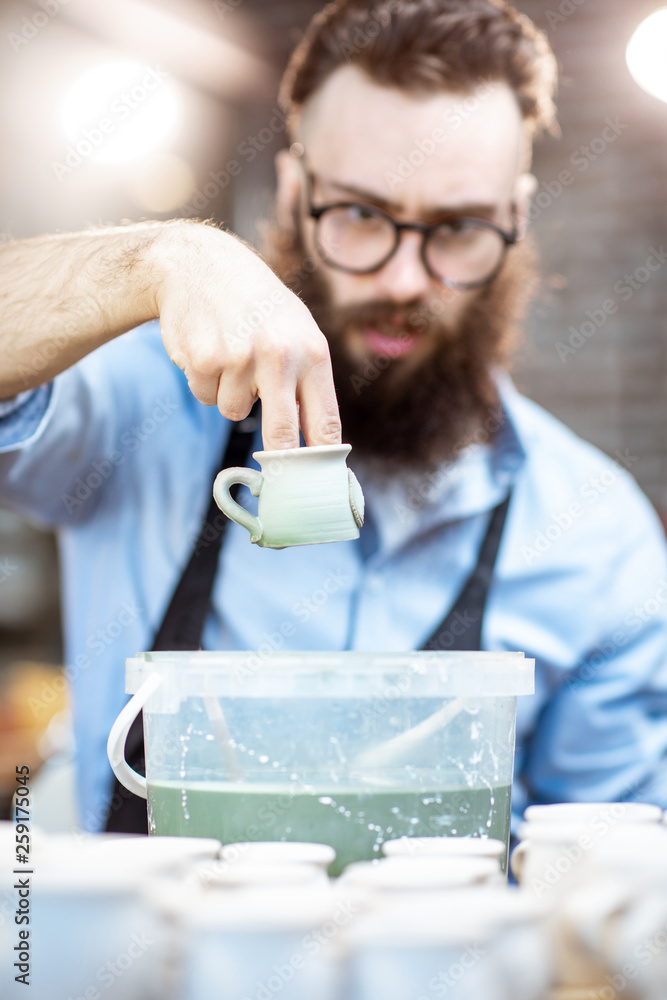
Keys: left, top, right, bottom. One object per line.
{"left": 513, "top": 804, "right": 664, "bottom": 891}
{"left": 213, "top": 443, "right": 365, "bottom": 548}
{"left": 523, "top": 802, "right": 663, "bottom": 825}
{"left": 382, "top": 835, "right": 506, "bottom": 864}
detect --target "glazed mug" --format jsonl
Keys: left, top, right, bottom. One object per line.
{"left": 213, "top": 443, "right": 365, "bottom": 548}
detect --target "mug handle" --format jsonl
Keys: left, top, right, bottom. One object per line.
{"left": 106, "top": 672, "right": 163, "bottom": 800}
{"left": 213, "top": 467, "right": 264, "bottom": 543}
{"left": 510, "top": 839, "right": 528, "bottom": 883}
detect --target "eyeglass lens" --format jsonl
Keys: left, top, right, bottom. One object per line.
{"left": 315, "top": 205, "right": 507, "bottom": 286}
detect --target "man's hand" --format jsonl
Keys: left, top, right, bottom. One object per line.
{"left": 0, "top": 220, "right": 341, "bottom": 450}
{"left": 153, "top": 223, "right": 340, "bottom": 450}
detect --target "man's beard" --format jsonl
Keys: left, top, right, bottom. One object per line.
{"left": 263, "top": 218, "right": 537, "bottom": 474}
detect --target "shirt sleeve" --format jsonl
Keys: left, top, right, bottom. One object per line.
{"left": 516, "top": 484, "right": 667, "bottom": 813}
{"left": 0, "top": 322, "right": 187, "bottom": 526}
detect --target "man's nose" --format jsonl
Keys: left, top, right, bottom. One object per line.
{"left": 373, "top": 230, "right": 434, "bottom": 302}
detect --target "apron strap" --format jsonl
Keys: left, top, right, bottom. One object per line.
{"left": 420, "top": 492, "right": 512, "bottom": 652}
{"left": 152, "top": 404, "right": 260, "bottom": 651}
{"left": 104, "top": 404, "right": 260, "bottom": 832}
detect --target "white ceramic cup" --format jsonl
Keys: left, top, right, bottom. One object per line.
{"left": 523, "top": 802, "right": 663, "bottom": 825}
{"left": 545, "top": 826, "right": 667, "bottom": 994}
{"left": 382, "top": 835, "right": 505, "bottom": 863}
{"left": 218, "top": 840, "right": 336, "bottom": 870}
{"left": 213, "top": 444, "right": 364, "bottom": 548}
{"left": 340, "top": 888, "right": 550, "bottom": 1000}
{"left": 0, "top": 845, "right": 166, "bottom": 1000}
{"left": 512, "top": 823, "right": 604, "bottom": 894}
{"left": 163, "top": 884, "right": 337, "bottom": 1000}
{"left": 194, "top": 860, "right": 326, "bottom": 889}
{"left": 514, "top": 803, "right": 664, "bottom": 895}
{"left": 339, "top": 856, "right": 501, "bottom": 892}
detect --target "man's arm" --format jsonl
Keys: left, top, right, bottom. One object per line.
{"left": 0, "top": 221, "right": 340, "bottom": 450}
{"left": 515, "top": 485, "right": 667, "bottom": 813}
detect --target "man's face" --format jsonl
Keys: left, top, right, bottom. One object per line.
{"left": 271, "top": 66, "right": 536, "bottom": 470}
{"left": 278, "top": 66, "right": 530, "bottom": 368}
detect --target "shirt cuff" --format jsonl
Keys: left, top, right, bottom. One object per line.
{"left": 0, "top": 385, "right": 53, "bottom": 450}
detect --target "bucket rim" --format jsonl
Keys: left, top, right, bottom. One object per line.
{"left": 125, "top": 650, "right": 534, "bottom": 697}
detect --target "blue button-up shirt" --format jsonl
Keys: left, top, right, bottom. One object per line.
{"left": 2, "top": 321, "right": 667, "bottom": 832}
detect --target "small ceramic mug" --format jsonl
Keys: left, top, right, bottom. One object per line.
{"left": 213, "top": 443, "right": 365, "bottom": 548}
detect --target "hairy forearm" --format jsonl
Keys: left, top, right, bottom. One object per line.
{"left": 0, "top": 221, "right": 186, "bottom": 398}
{"left": 0, "top": 217, "right": 341, "bottom": 450}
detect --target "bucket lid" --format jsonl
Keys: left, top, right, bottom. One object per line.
{"left": 126, "top": 650, "right": 534, "bottom": 699}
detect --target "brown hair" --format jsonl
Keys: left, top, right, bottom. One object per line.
{"left": 280, "top": 0, "right": 557, "bottom": 140}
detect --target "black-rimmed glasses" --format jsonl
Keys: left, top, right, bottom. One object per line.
{"left": 303, "top": 172, "right": 518, "bottom": 291}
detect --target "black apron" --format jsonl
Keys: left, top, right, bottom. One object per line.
{"left": 105, "top": 409, "right": 511, "bottom": 833}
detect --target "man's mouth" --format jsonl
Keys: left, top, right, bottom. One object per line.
{"left": 361, "top": 324, "right": 420, "bottom": 359}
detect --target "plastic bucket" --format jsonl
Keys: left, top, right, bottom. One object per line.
{"left": 108, "top": 651, "right": 533, "bottom": 875}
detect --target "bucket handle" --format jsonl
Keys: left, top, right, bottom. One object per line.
{"left": 107, "top": 672, "right": 163, "bottom": 800}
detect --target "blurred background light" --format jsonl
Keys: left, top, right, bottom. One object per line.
{"left": 126, "top": 152, "right": 197, "bottom": 212}
{"left": 59, "top": 58, "right": 182, "bottom": 164}
{"left": 626, "top": 8, "right": 667, "bottom": 104}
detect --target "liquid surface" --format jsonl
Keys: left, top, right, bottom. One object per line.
{"left": 148, "top": 781, "right": 511, "bottom": 875}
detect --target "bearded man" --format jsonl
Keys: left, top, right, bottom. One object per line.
{"left": 1, "top": 0, "right": 667, "bottom": 837}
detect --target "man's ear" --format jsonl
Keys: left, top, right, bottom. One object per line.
{"left": 275, "top": 148, "right": 302, "bottom": 230}
{"left": 513, "top": 172, "right": 538, "bottom": 239}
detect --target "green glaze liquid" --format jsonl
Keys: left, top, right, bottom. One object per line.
{"left": 147, "top": 781, "right": 511, "bottom": 875}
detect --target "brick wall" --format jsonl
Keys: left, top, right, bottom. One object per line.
{"left": 515, "top": 0, "right": 667, "bottom": 516}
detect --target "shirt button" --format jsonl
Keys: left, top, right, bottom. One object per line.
{"left": 368, "top": 575, "right": 383, "bottom": 592}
